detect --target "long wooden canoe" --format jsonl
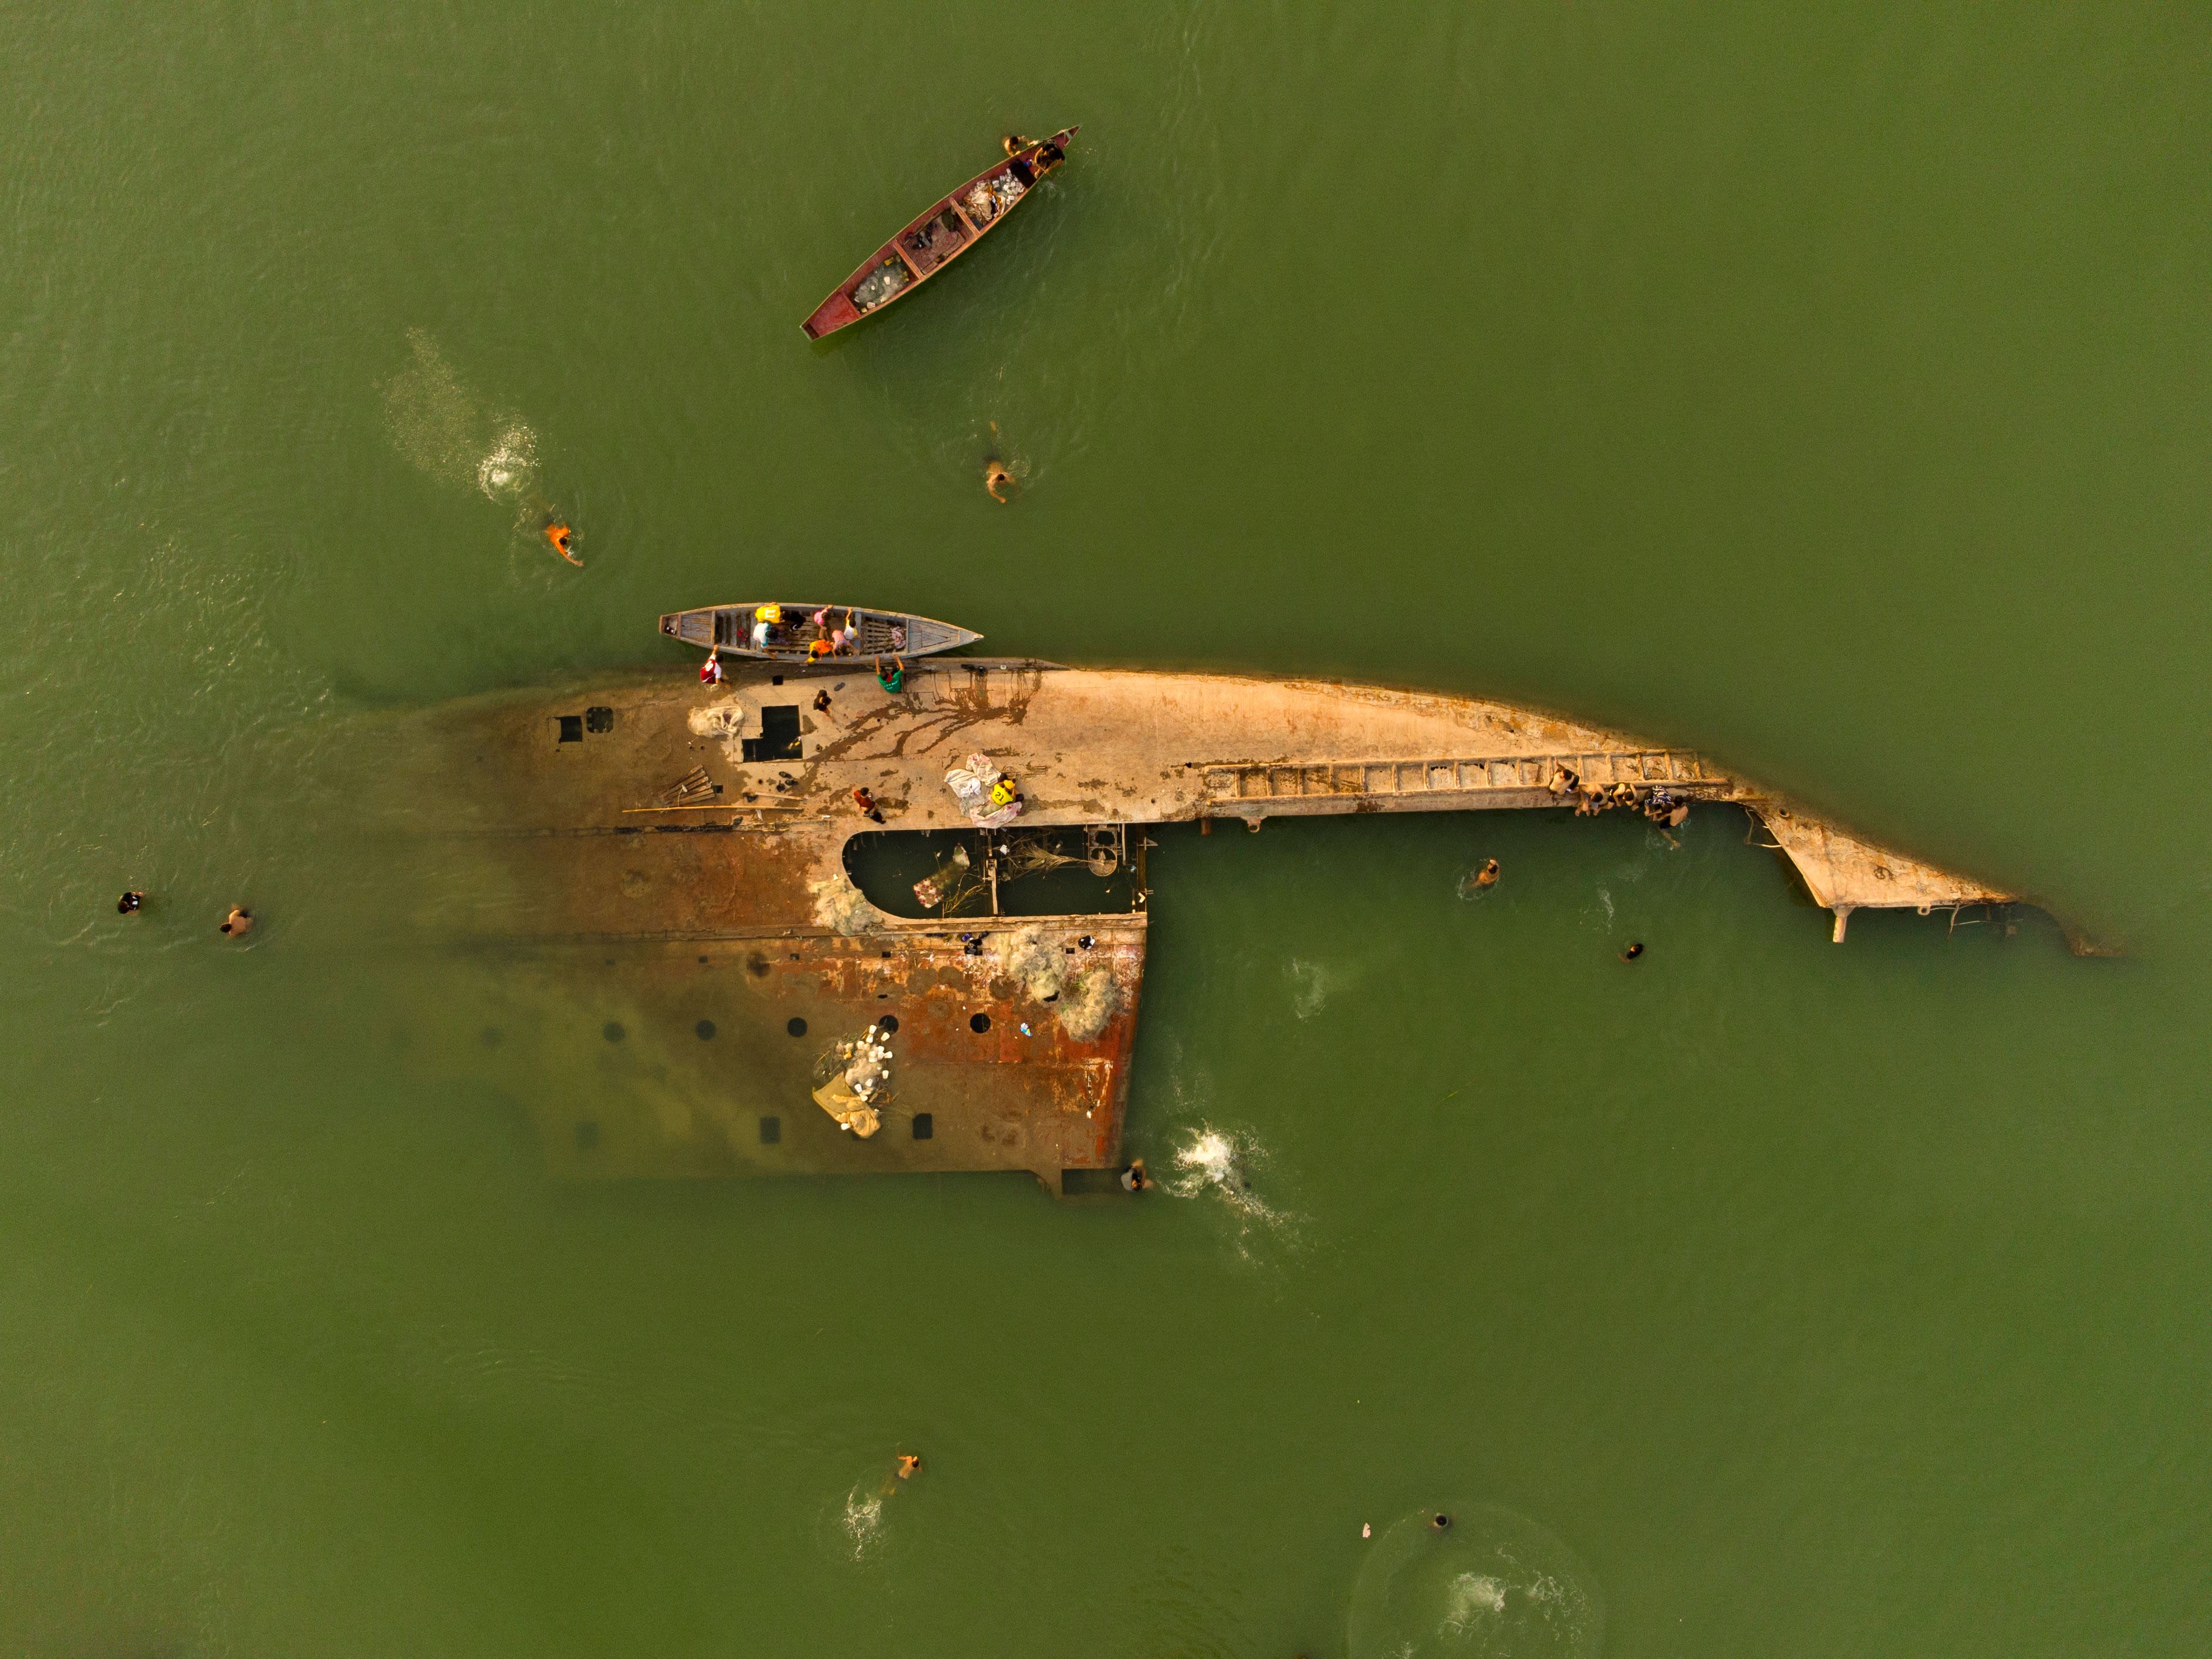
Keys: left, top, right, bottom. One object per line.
{"left": 801, "top": 127, "right": 1078, "bottom": 339}
{"left": 658, "top": 603, "right": 981, "bottom": 663}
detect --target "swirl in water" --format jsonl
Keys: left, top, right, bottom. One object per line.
{"left": 1348, "top": 1502, "right": 1603, "bottom": 1658}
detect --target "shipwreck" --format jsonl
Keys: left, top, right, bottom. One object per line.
{"left": 393, "top": 658, "right": 2053, "bottom": 1191}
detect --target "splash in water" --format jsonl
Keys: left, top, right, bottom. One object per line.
{"left": 840, "top": 1486, "right": 883, "bottom": 1561}
{"left": 1348, "top": 1502, "right": 1603, "bottom": 1658}
{"left": 383, "top": 329, "right": 540, "bottom": 507}
{"left": 1444, "top": 1574, "right": 1508, "bottom": 1627}
{"left": 1286, "top": 957, "right": 1331, "bottom": 1020}
{"left": 1165, "top": 1124, "right": 1292, "bottom": 1235}
{"left": 476, "top": 423, "right": 536, "bottom": 499}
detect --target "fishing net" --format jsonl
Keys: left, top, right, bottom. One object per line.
{"left": 1056, "top": 965, "right": 1121, "bottom": 1042}
{"left": 961, "top": 181, "right": 1000, "bottom": 224}
{"left": 852, "top": 259, "right": 911, "bottom": 311}
{"left": 997, "top": 834, "right": 1089, "bottom": 881}
{"left": 809, "top": 870, "right": 879, "bottom": 936}
{"left": 988, "top": 924, "right": 1065, "bottom": 1002}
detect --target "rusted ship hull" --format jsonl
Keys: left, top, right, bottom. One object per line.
{"left": 389, "top": 661, "right": 2045, "bottom": 1191}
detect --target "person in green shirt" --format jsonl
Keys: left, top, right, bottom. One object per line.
{"left": 874, "top": 654, "right": 906, "bottom": 695}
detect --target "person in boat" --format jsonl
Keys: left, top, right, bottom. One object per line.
{"left": 808, "top": 637, "right": 835, "bottom": 663}
{"left": 875, "top": 654, "right": 906, "bottom": 694}
{"left": 1006, "top": 140, "right": 1065, "bottom": 190}
{"left": 543, "top": 521, "right": 580, "bottom": 566}
{"left": 1009, "top": 139, "right": 1064, "bottom": 185}
{"left": 751, "top": 603, "right": 782, "bottom": 651}
{"left": 700, "top": 648, "right": 723, "bottom": 685}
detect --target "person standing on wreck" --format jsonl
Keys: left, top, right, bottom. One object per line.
{"left": 874, "top": 654, "right": 906, "bottom": 695}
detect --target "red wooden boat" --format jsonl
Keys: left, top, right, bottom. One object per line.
{"left": 801, "top": 127, "right": 1078, "bottom": 339}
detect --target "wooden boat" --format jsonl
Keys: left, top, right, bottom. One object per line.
{"left": 801, "top": 127, "right": 1079, "bottom": 339}
{"left": 658, "top": 603, "right": 981, "bottom": 663}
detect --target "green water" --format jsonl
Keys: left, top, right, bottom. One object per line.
{"left": 5, "top": 4, "right": 2208, "bottom": 1654}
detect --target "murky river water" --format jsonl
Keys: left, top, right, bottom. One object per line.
{"left": 4, "top": 5, "right": 2208, "bottom": 1655}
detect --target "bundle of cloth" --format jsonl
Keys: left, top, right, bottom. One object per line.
{"left": 944, "top": 752, "right": 1025, "bottom": 828}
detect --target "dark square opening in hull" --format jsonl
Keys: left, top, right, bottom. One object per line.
{"left": 742, "top": 705, "right": 803, "bottom": 762}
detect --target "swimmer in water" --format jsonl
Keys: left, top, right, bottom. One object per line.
{"left": 985, "top": 461, "right": 1015, "bottom": 504}
{"left": 1620, "top": 941, "right": 1645, "bottom": 962}
{"left": 219, "top": 905, "right": 254, "bottom": 938}
{"left": 117, "top": 891, "right": 144, "bottom": 915}
{"left": 896, "top": 1454, "right": 921, "bottom": 1479}
{"left": 1002, "top": 133, "right": 1035, "bottom": 157}
{"left": 1474, "top": 858, "right": 1500, "bottom": 888}
{"left": 543, "top": 521, "right": 581, "bottom": 566}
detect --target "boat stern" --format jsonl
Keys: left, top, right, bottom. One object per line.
{"left": 802, "top": 290, "right": 862, "bottom": 340}
{"left": 660, "top": 610, "right": 717, "bottom": 647}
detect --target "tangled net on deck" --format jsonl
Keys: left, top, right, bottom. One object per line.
{"left": 809, "top": 870, "right": 879, "bottom": 936}
{"left": 1056, "top": 965, "right": 1122, "bottom": 1042}
{"left": 988, "top": 923, "right": 1065, "bottom": 1002}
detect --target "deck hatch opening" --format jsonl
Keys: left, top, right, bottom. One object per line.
{"left": 586, "top": 706, "right": 614, "bottom": 734}
{"left": 743, "top": 705, "right": 803, "bottom": 762}
{"left": 911, "top": 1113, "right": 933, "bottom": 1140}
{"left": 758, "top": 1116, "right": 780, "bottom": 1144}
{"left": 558, "top": 715, "right": 583, "bottom": 744}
